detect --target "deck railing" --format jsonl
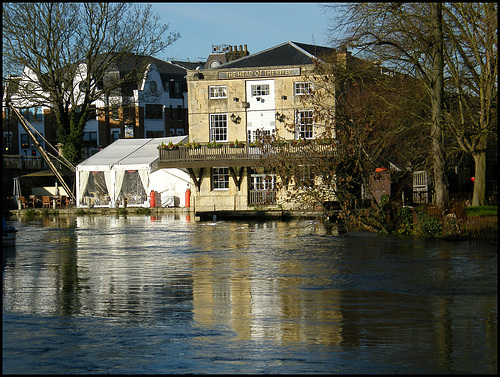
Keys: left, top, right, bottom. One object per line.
{"left": 158, "top": 141, "right": 337, "bottom": 164}
{"left": 248, "top": 190, "right": 277, "bottom": 205}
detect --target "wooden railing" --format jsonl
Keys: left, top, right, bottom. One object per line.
{"left": 248, "top": 190, "right": 277, "bottom": 205}
{"left": 158, "top": 141, "right": 338, "bottom": 165}
{"left": 159, "top": 145, "right": 263, "bottom": 163}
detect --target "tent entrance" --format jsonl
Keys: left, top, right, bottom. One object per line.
{"left": 118, "top": 170, "right": 148, "bottom": 206}
{"left": 82, "top": 171, "right": 110, "bottom": 206}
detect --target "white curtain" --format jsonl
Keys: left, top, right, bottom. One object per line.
{"left": 104, "top": 170, "right": 113, "bottom": 202}
{"left": 114, "top": 169, "right": 125, "bottom": 203}
{"left": 138, "top": 169, "right": 150, "bottom": 195}
{"left": 78, "top": 170, "right": 90, "bottom": 205}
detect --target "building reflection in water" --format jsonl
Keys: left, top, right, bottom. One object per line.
{"left": 2, "top": 215, "right": 497, "bottom": 372}
{"left": 189, "top": 220, "right": 344, "bottom": 346}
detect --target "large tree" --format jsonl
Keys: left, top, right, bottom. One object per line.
{"left": 442, "top": 3, "right": 497, "bottom": 206}
{"left": 260, "top": 51, "right": 429, "bottom": 232}
{"left": 325, "top": 2, "right": 497, "bottom": 208}
{"left": 325, "top": 3, "right": 449, "bottom": 209}
{"left": 3, "top": 3, "right": 180, "bottom": 164}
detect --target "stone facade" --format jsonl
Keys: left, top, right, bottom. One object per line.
{"left": 183, "top": 47, "right": 336, "bottom": 212}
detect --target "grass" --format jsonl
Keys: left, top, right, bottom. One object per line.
{"left": 464, "top": 206, "right": 498, "bottom": 217}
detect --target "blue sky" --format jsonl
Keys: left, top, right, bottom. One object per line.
{"left": 150, "top": 3, "right": 335, "bottom": 62}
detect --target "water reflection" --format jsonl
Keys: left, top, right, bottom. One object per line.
{"left": 3, "top": 215, "right": 497, "bottom": 374}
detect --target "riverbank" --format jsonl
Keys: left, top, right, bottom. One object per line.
{"left": 3, "top": 207, "right": 326, "bottom": 221}
{"left": 3, "top": 205, "right": 496, "bottom": 243}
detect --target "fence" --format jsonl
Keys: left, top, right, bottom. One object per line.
{"left": 3, "top": 154, "right": 45, "bottom": 170}
{"left": 248, "top": 190, "right": 277, "bottom": 206}
{"left": 452, "top": 215, "right": 497, "bottom": 241}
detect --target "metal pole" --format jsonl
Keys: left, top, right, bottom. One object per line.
{"left": 8, "top": 103, "right": 76, "bottom": 202}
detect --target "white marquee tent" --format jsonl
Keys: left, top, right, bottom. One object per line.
{"left": 76, "top": 136, "right": 190, "bottom": 208}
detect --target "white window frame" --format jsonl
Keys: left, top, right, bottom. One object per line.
{"left": 250, "top": 173, "right": 276, "bottom": 191}
{"left": 212, "top": 167, "right": 229, "bottom": 190}
{"left": 296, "top": 110, "right": 314, "bottom": 139}
{"left": 251, "top": 84, "right": 270, "bottom": 97}
{"left": 209, "top": 113, "right": 228, "bottom": 142}
{"left": 294, "top": 81, "right": 313, "bottom": 95}
{"left": 209, "top": 85, "right": 227, "bottom": 99}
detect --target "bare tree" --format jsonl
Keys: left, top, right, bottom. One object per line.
{"left": 325, "top": 2, "right": 498, "bottom": 208}
{"left": 3, "top": 3, "right": 180, "bottom": 164}
{"left": 324, "top": 3, "right": 449, "bottom": 209}
{"left": 442, "top": 3, "right": 497, "bottom": 206}
{"left": 260, "top": 52, "right": 429, "bottom": 232}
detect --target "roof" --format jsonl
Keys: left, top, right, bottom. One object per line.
{"left": 169, "top": 60, "right": 205, "bottom": 70}
{"left": 218, "top": 41, "right": 336, "bottom": 69}
{"left": 77, "top": 136, "right": 188, "bottom": 171}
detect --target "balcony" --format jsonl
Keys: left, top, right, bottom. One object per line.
{"left": 158, "top": 140, "right": 338, "bottom": 168}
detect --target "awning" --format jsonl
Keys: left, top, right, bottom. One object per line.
{"left": 19, "top": 168, "right": 74, "bottom": 178}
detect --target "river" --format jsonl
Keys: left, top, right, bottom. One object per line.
{"left": 2, "top": 214, "right": 497, "bottom": 374}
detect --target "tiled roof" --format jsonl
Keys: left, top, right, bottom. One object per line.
{"left": 218, "top": 41, "right": 336, "bottom": 69}
{"left": 170, "top": 60, "right": 205, "bottom": 70}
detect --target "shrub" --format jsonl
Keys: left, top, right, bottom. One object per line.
{"left": 415, "top": 211, "right": 442, "bottom": 237}
{"left": 395, "top": 206, "right": 413, "bottom": 235}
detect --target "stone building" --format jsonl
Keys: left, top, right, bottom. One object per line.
{"left": 158, "top": 41, "right": 340, "bottom": 213}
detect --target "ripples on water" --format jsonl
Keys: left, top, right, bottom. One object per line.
{"left": 3, "top": 214, "right": 497, "bottom": 374}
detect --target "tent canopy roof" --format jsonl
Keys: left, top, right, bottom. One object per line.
{"left": 77, "top": 136, "right": 187, "bottom": 171}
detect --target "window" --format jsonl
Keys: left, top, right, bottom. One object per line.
{"left": 111, "top": 129, "right": 120, "bottom": 142}
{"left": 83, "top": 132, "right": 97, "bottom": 147}
{"left": 209, "top": 85, "right": 227, "bottom": 99}
{"left": 251, "top": 84, "right": 269, "bottom": 97}
{"left": 21, "top": 134, "right": 29, "bottom": 149}
{"left": 212, "top": 167, "right": 229, "bottom": 190}
{"left": 169, "top": 81, "right": 182, "bottom": 98}
{"left": 297, "top": 166, "right": 316, "bottom": 188}
{"left": 145, "top": 104, "right": 163, "bottom": 119}
{"left": 122, "top": 106, "right": 135, "bottom": 123}
{"left": 3, "top": 132, "right": 13, "bottom": 151}
{"left": 20, "top": 107, "right": 42, "bottom": 122}
{"left": 33, "top": 107, "right": 43, "bottom": 121}
{"left": 296, "top": 110, "right": 314, "bottom": 139}
{"left": 294, "top": 81, "right": 313, "bottom": 95}
{"left": 149, "top": 81, "right": 157, "bottom": 93}
{"left": 248, "top": 129, "right": 273, "bottom": 143}
{"left": 250, "top": 173, "right": 275, "bottom": 191}
{"left": 210, "top": 114, "right": 228, "bottom": 142}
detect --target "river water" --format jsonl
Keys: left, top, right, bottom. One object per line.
{"left": 2, "top": 214, "right": 497, "bottom": 374}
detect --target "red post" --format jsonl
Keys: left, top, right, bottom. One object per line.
{"left": 150, "top": 190, "right": 156, "bottom": 208}
{"left": 185, "top": 188, "right": 191, "bottom": 208}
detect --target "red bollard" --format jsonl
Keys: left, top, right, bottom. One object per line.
{"left": 185, "top": 188, "right": 191, "bottom": 208}
{"left": 150, "top": 190, "right": 156, "bottom": 208}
